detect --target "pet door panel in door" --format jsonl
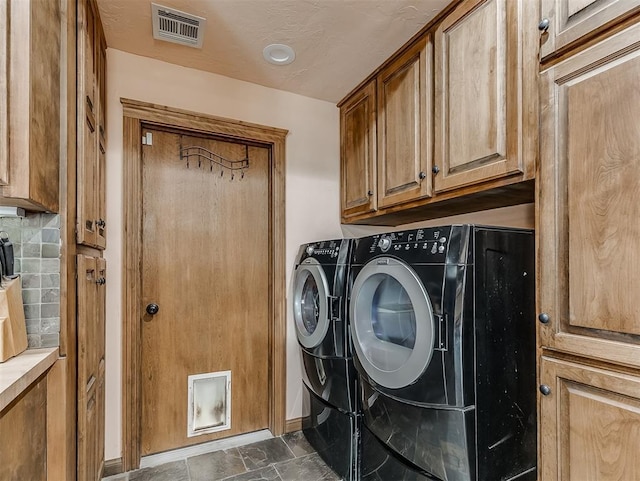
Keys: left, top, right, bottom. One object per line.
{"left": 187, "top": 371, "right": 231, "bottom": 437}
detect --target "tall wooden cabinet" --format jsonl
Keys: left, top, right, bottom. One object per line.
{"left": 78, "top": 0, "right": 107, "bottom": 249}
{"left": 0, "top": 0, "right": 61, "bottom": 212}
{"left": 538, "top": 8, "right": 640, "bottom": 481}
{"left": 76, "top": 0, "right": 107, "bottom": 479}
{"left": 77, "top": 255, "right": 106, "bottom": 481}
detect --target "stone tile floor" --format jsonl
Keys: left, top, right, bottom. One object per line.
{"left": 103, "top": 432, "right": 342, "bottom": 481}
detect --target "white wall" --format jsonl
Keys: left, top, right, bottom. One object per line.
{"left": 342, "top": 203, "right": 535, "bottom": 238}
{"left": 104, "top": 49, "right": 343, "bottom": 459}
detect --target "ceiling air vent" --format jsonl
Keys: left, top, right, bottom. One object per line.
{"left": 151, "top": 3, "right": 206, "bottom": 48}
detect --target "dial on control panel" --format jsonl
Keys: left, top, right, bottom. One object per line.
{"left": 378, "top": 236, "right": 392, "bottom": 252}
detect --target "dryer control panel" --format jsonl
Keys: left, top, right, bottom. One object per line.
{"left": 352, "top": 225, "right": 474, "bottom": 265}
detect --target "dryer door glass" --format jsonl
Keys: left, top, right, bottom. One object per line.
{"left": 294, "top": 259, "right": 331, "bottom": 349}
{"left": 351, "top": 258, "right": 435, "bottom": 389}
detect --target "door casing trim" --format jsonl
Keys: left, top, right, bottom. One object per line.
{"left": 120, "top": 98, "right": 288, "bottom": 471}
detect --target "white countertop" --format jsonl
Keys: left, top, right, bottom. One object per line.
{"left": 0, "top": 347, "right": 58, "bottom": 412}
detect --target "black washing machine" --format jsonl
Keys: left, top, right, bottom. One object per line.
{"left": 350, "top": 225, "right": 536, "bottom": 481}
{"left": 293, "top": 238, "right": 360, "bottom": 480}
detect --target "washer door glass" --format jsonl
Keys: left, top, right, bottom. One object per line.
{"left": 351, "top": 257, "right": 435, "bottom": 389}
{"left": 294, "top": 259, "right": 330, "bottom": 349}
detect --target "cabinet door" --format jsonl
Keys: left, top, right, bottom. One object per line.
{"left": 78, "top": 380, "right": 100, "bottom": 481}
{"left": 77, "top": 255, "right": 98, "bottom": 389}
{"left": 540, "top": 356, "right": 640, "bottom": 480}
{"left": 377, "top": 37, "right": 432, "bottom": 209}
{"left": 78, "top": 99, "right": 98, "bottom": 247}
{"left": 2, "top": 0, "right": 60, "bottom": 211}
{"left": 434, "top": 0, "right": 530, "bottom": 193}
{"left": 540, "top": 0, "right": 640, "bottom": 59}
{"left": 96, "top": 139, "right": 106, "bottom": 248}
{"left": 77, "top": 0, "right": 97, "bottom": 246}
{"left": 538, "top": 23, "right": 640, "bottom": 368}
{"left": 77, "top": 254, "right": 105, "bottom": 481}
{"left": 340, "top": 80, "right": 377, "bottom": 219}
{"left": 77, "top": 0, "right": 106, "bottom": 249}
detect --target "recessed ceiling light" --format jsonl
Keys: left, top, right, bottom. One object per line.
{"left": 263, "top": 44, "right": 295, "bottom": 66}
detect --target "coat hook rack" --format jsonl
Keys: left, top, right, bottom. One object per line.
{"left": 180, "top": 144, "right": 250, "bottom": 180}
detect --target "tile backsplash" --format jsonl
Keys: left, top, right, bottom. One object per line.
{"left": 0, "top": 213, "right": 61, "bottom": 348}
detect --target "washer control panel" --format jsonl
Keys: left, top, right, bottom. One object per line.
{"left": 298, "top": 238, "right": 352, "bottom": 264}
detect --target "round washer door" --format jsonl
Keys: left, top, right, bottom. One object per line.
{"left": 293, "top": 259, "right": 331, "bottom": 349}
{"left": 350, "top": 257, "right": 435, "bottom": 389}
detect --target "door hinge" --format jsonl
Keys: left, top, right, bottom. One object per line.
{"left": 141, "top": 132, "right": 153, "bottom": 145}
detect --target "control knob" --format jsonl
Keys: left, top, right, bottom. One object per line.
{"left": 305, "top": 246, "right": 314, "bottom": 256}
{"left": 378, "top": 236, "right": 392, "bottom": 252}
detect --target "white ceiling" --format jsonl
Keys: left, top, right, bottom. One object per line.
{"left": 96, "top": 0, "right": 451, "bottom": 103}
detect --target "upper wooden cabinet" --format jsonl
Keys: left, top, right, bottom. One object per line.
{"left": 377, "top": 37, "right": 432, "bottom": 209}
{"left": 77, "top": 0, "right": 107, "bottom": 249}
{"left": 0, "top": 0, "right": 61, "bottom": 212}
{"left": 539, "top": 0, "right": 640, "bottom": 59}
{"left": 433, "top": 0, "right": 534, "bottom": 193}
{"left": 339, "top": 0, "right": 537, "bottom": 225}
{"left": 538, "top": 21, "right": 640, "bottom": 368}
{"left": 540, "top": 355, "right": 640, "bottom": 481}
{"left": 340, "top": 80, "right": 377, "bottom": 219}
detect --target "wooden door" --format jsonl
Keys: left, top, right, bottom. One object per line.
{"left": 377, "top": 36, "right": 432, "bottom": 209}
{"left": 340, "top": 80, "right": 377, "bottom": 220}
{"left": 141, "top": 128, "right": 270, "bottom": 455}
{"left": 434, "top": 0, "right": 528, "bottom": 193}
{"left": 538, "top": 21, "right": 640, "bottom": 368}
{"left": 539, "top": 0, "right": 640, "bottom": 59}
{"left": 540, "top": 355, "right": 640, "bottom": 480}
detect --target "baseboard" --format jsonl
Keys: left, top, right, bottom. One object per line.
{"left": 285, "top": 417, "right": 302, "bottom": 433}
{"left": 103, "top": 457, "right": 124, "bottom": 477}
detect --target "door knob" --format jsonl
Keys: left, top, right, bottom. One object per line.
{"left": 146, "top": 303, "right": 160, "bottom": 315}
{"left": 538, "top": 18, "right": 550, "bottom": 32}
{"left": 432, "top": 165, "right": 440, "bottom": 175}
